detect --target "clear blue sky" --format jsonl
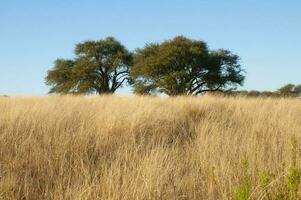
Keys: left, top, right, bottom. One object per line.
{"left": 0, "top": 0, "right": 300, "bottom": 95}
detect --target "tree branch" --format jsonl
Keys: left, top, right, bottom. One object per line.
{"left": 194, "top": 84, "right": 223, "bottom": 95}
{"left": 112, "top": 77, "right": 128, "bottom": 92}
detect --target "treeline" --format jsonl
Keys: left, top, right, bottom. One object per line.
{"left": 45, "top": 36, "right": 300, "bottom": 97}
{"left": 210, "top": 83, "right": 301, "bottom": 97}
{"left": 46, "top": 36, "right": 245, "bottom": 96}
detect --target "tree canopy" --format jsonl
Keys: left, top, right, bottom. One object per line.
{"left": 130, "top": 36, "right": 245, "bottom": 96}
{"left": 208, "top": 83, "right": 301, "bottom": 98}
{"left": 278, "top": 84, "right": 301, "bottom": 97}
{"left": 45, "top": 36, "right": 246, "bottom": 96}
{"left": 46, "top": 37, "right": 132, "bottom": 95}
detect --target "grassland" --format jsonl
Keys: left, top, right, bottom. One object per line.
{"left": 0, "top": 95, "right": 301, "bottom": 199}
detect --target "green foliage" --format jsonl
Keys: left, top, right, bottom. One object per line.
{"left": 287, "top": 167, "right": 301, "bottom": 199}
{"left": 130, "top": 36, "right": 245, "bottom": 96}
{"left": 231, "top": 143, "right": 301, "bottom": 200}
{"left": 294, "top": 85, "right": 301, "bottom": 96}
{"left": 278, "top": 84, "right": 301, "bottom": 97}
{"left": 259, "top": 171, "right": 272, "bottom": 188}
{"left": 233, "top": 155, "right": 251, "bottom": 200}
{"left": 232, "top": 135, "right": 301, "bottom": 200}
{"left": 132, "top": 80, "right": 157, "bottom": 95}
{"left": 287, "top": 135, "right": 301, "bottom": 199}
{"left": 258, "top": 170, "right": 275, "bottom": 199}
{"left": 46, "top": 37, "right": 132, "bottom": 95}
{"left": 46, "top": 59, "right": 76, "bottom": 94}
{"left": 278, "top": 84, "right": 295, "bottom": 96}
{"left": 212, "top": 83, "right": 301, "bottom": 98}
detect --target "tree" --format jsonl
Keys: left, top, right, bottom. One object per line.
{"left": 130, "top": 36, "right": 245, "bottom": 96}
{"left": 46, "top": 37, "right": 132, "bottom": 95}
{"left": 278, "top": 84, "right": 301, "bottom": 97}
{"left": 278, "top": 84, "right": 295, "bottom": 96}
{"left": 248, "top": 90, "right": 261, "bottom": 97}
{"left": 293, "top": 85, "right": 301, "bottom": 96}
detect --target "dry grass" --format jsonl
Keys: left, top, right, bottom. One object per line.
{"left": 0, "top": 95, "right": 301, "bottom": 199}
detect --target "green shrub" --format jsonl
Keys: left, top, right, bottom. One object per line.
{"left": 233, "top": 155, "right": 251, "bottom": 200}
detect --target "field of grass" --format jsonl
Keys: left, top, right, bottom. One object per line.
{"left": 0, "top": 95, "right": 301, "bottom": 199}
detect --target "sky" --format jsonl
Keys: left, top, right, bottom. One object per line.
{"left": 0, "top": 0, "right": 300, "bottom": 96}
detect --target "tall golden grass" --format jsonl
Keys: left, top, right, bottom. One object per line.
{"left": 0, "top": 95, "right": 301, "bottom": 199}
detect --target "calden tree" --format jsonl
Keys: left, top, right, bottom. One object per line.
{"left": 46, "top": 37, "right": 132, "bottom": 95}
{"left": 130, "top": 36, "right": 245, "bottom": 96}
